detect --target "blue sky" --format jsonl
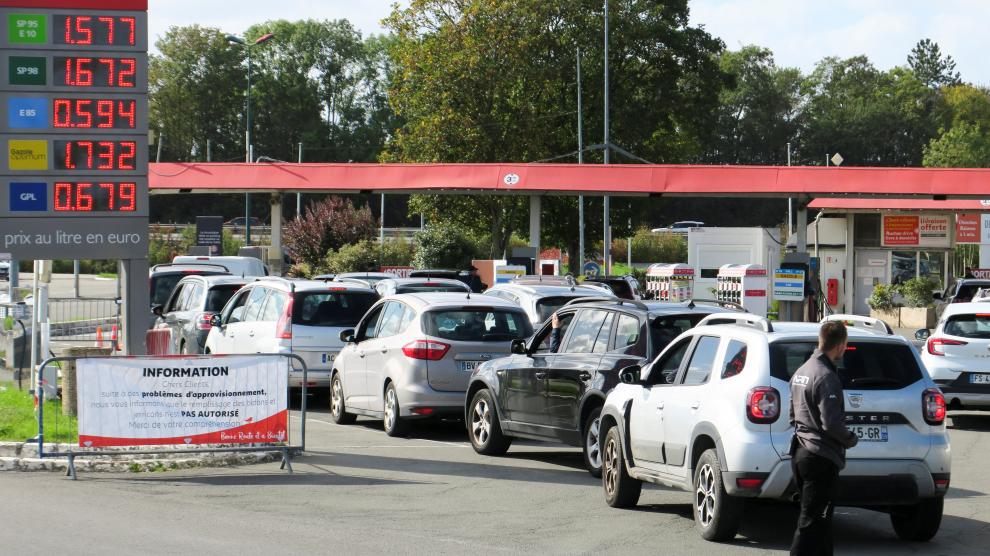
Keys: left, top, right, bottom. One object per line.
{"left": 149, "top": 0, "right": 989, "bottom": 85}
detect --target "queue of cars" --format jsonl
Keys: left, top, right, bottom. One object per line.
{"left": 148, "top": 259, "right": 963, "bottom": 545}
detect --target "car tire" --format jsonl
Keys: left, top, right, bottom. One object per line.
{"left": 329, "top": 373, "right": 356, "bottom": 425}
{"left": 693, "top": 449, "right": 743, "bottom": 542}
{"left": 383, "top": 383, "right": 408, "bottom": 437}
{"left": 467, "top": 389, "right": 511, "bottom": 455}
{"left": 582, "top": 406, "right": 604, "bottom": 477}
{"left": 602, "top": 425, "right": 642, "bottom": 508}
{"left": 890, "top": 497, "right": 943, "bottom": 542}
{"left": 180, "top": 341, "right": 191, "bottom": 355}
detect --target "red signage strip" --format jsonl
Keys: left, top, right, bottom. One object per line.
{"left": 0, "top": 0, "right": 146, "bottom": 9}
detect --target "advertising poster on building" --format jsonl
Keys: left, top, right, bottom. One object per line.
{"left": 957, "top": 214, "right": 981, "bottom": 244}
{"left": 882, "top": 214, "right": 950, "bottom": 248}
{"left": 77, "top": 356, "right": 288, "bottom": 447}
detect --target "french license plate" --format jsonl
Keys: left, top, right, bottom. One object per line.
{"left": 851, "top": 425, "right": 888, "bottom": 442}
{"left": 971, "top": 373, "right": 990, "bottom": 384}
{"left": 458, "top": 361, "right": 482, "bottom": 372}
{"left": 320, "top": 353, "right": 336, "bottom": 364}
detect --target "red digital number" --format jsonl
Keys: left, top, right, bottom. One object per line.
{"left": 120, "top": 182, "right": 136, "bottom": 211}
{"left": 64, "top": 16, "right": 93, "bottom": 45}
{"left": 98, "top": 17, "right": 114, "bottom": 44}
{"left": 52, "top": 99, "right": 136, "bottom": 129}
{"left": 118, "top": 141, "right": 136, "bottom": 169}
{"left": 118, "top": 100, "right": 135, "bottom": 127}
{"left": 54, "top": 183, "right": 72, "bottom": 210}
{"left": 118, "top": 58, "right": 136, "bottom": 87}
{"left": 122, "top": 17, "right": 135, "bottom": 46}
{"left": 97, "top": 141, "right": 114, "bottom": 169}
{"left": 54, "top": 182, "right": 138, "bottom": 212}
{"left": 96, "top": 100, "right": 113, "bottom": 128}
{"left": 76, "top": 183, "right": 93, "bottom": 211}
{"left": 53, "top": 99, "right": 71, "bottom": 128}
{"left": 65, "top": 57, "right": 93, "bottom": 86}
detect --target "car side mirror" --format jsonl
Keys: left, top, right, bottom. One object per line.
{"left": 619, "top": 364, "right": 642, "bottom": 385}
{"left": 152, "top": 305, "right": 164, "bottom": 317}
{"left": 209, "top": 314, "right": 222, "bottom": 328}
{"left": 915, "top": 329, "right": 931, "bottom": 341}
{"left": 511, "top": 338, "right": 529, "bottom": 355}
{"left": 340, "top": 329, "right": 356, "bottom": 343}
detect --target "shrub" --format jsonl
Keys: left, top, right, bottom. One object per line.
{"left": 867, "top": 283, "right": 899, "bottom": 311}
{"left": 325, "top": 240, "right": 382, "bottom": 274}
{"left": 283, "top": 197, "right": 377, "bottom": 269}
{"left": 897, "top": 277, "right": 938, "bottom": 308}
{"left": 610, "top": 229, "right": 687, "bottom": 263}
{"left": 413, "top": 224, "right": 482, "bottom": 270}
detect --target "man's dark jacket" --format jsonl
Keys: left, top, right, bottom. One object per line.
{"left": 789, "top": 349, "right": 858, "bottom": 469}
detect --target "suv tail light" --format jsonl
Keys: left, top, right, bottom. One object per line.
{"left": 402, "top": 340, "right": 450, "bottom": 361}
{"left": 276, "top": 297, "right": 294, "bottom": 340}
{"left": 923, "top": 388, "right": 946, "bottom": 425}
{"left": 927, "top": 337, "right": 967, "bottom": 356}
{"left": 746, "top": 387, "right": 780, "bottom": 424}
{"left": 196, "top": 312, "right": 215, "bottom": 330}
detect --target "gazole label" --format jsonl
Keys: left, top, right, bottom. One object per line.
{"left": 8, "top": 138, "right": 47, "bottom": 170}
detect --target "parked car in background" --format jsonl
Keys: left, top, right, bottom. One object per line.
{"left": 599, "top": 314, "right": 948, "bottom": 542}
{"left": 484, "top": 282, "right": 611, "bottom": 326}
{"left": 408, "top": 269, "right": 462, "bottom": 280}
{"left": 375, "top": 277, "right": 471, "bottom": 297}
{"left": 935, "top": 278, "right": 990, "bottom": 317}
{"left": 652, "top": 221, "right": 705, "bottom": 234}
{"left": 204, "top": 278, "right": 379, "bottom": 397}
{"left": 148, "top": 263, "right": 230, "bottom": 314}
{"left": 464, "top": 298, "right": 744, "bottom": 476}
{"left": 225, "top": 216, "right": 264, "bottom": 229}
{"left": 312, "top": 274, "right": 336, "bottom": 281}
{"left": 153, "top": 275, "right": 248, "bottom": 354}
{"left": 583, "top": 275, "right": 643, "bottom": 300}
{"left": 330, "top": 293, "right": 532, "bottom": 436}
{"left": 919, "top": 302, "right": 990, "bottom": 410}
{"left": 335, "top": 272, "right": 396, "bottom": 288}
{"left": 172, "top": 255, "right": 268, "bottom": 278}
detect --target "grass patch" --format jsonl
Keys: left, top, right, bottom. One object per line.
{"left": 97, "top": 273, "right": 118, "bottom": 279}
{"left": 0, "top": 382, "right": 77, "bottom": 443}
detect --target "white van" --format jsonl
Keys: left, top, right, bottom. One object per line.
{"left": 172, "top": 255, "right": 269, "bottom": 278}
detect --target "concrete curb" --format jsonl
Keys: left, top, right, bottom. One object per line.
{"left": 0, "top": 441, "right": 284, "bottom": 473}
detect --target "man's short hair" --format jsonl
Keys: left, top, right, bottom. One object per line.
{"left": 819, "top": 321, "right": 848, "bottom": 352}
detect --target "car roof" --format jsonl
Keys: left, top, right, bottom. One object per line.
{"left": 248, "top": 277, "right": 376, "bottom": 294}
{"left": 694, "top": 320, "right": 909, "bottom": 345}
{"left": 381, "top": 277, "right": 467, "bottom": 286}
{"left": 149, "top": 263, "right": 230, "bottom": 275}
{"left": 941, "top": 302, "right": 990, "bottom": 317}
{"left": 335, "top": 272, "right": 394, "bottom": 280}
{"left": 386, "top": 292, "right": 522, "bottom": 310}
{"left": 177, "top": 275, "right": 249, "bottom": 287}
{"left": 487, "top": 283, "right": 603, "bottom": 296}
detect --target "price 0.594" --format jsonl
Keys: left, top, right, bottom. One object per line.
{"left": 54, "top": 140, "right": 137, "bottom": 171}
{"left": 54, "top": 182, "right": 137, "bottom": 212}
{"left": 53, "top": 98, "right": 136, "bottom": 129}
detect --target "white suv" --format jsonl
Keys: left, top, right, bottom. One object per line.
{"left": 204, "top": 278, "right": 378, "bottom": 395}
{"left": 599, "top": 313, "right": 950, "bottom": 542}
{"left": 919, "top": 302, "right": 990, "bottom": 410}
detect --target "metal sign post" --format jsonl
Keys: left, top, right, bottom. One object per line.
{"left": 0, "top": 0, "right": 150, "bottom": 354}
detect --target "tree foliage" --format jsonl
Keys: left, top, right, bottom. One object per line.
{"left": 413, "top": 224, "right": 482, "bottom": 270}
{"left": 908, "top": 38, "right": 961, "bottom": 89}
{"left": 283, "top": 197, "right": 377, "bottom": 268}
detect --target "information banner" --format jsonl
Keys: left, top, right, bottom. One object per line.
{"left": 77, "top": 355, "right": 289, "bottom": 447}
{"left": 196, "top": 215, "right": 223, "bottom": 255}
{"left": 773, "top": 268, "right": 805, "bottom": 301}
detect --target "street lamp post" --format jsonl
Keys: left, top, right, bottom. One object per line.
{"left": 226, "top": 32, "right": 275, "bottom": 245}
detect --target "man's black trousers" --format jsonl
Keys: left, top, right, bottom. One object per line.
{"left": 790, "top": 446, "right": 839, "bottom": 556}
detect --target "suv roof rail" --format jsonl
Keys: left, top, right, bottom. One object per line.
{"left": 697, "top": 313, "right": 773, "bottom": 333}
{"left": 150, "top": 262, "right": 229, "bottom": 273}
{"left": 562, "top": 296, "right": 648, "bottom": 310}
{"left": 821, "top": 314, "right": 893, "bottom": 335}
{"left": 513, "top": 275, "right": 575, "bottom": 285}
{"left": 681, "top": 298, "right": 747, "bottom": 312}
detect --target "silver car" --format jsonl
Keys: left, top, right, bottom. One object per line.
{"left": 375, "top": 277, "right": 471, "bottom": 297}
{"left": 331, "top": 293, "right": 533, "bottom": 436}
{"left": 484, "top": 282, "right": 614, "bottom": 326}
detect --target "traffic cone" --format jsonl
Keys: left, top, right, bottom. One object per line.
{"left": 96, "top": 326, "right": 104, "bottom": 348}
{"left": 110, "top": 325, "right": 120, "bottom": 351}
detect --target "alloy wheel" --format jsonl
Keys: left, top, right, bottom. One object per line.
{"left": 585, "top": 417, "right": 602, "bottom": 469}
{"left": 603, "top": 436, "right": 618, "bottom": 497}
{"left": 331, "top": 378, "right": 343, "bottom": 417}
{"left": 696, "top": 464, "right": 717, "bottom": 528}
{"left": 384, "top": 388, "right": 397, "bottom": 431}
{"left": 471, "top": 398, "right": 491, "bottom": 445}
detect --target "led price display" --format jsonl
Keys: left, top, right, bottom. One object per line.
{"left": 53, "top": 181, "right": 136, "bottom": 212}
{"left": 54, "top": 56, "right": 136, "bottom": 88}
{"left": 53, "top": 139, "right": 136, "bottom": 170}
{"left": 54, "top": 15, "right": 137, "bottom": 47}
{"left": 52, "top": 98, "right": 136, "bottom": 129}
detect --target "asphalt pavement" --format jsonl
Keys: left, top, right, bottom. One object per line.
{"left": 2, "top": 407, "right": 989, "bottom": 555}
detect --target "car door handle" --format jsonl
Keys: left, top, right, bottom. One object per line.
{"left": 656, "top": 402, "right": 664, "bottom": 411}
{"left": 535, "top": 372, "right": 547, "bottom": 379}
{"left": 358, "top": 351, "right": 365, "bottom": 358}
{"left": 248, "top": 331, "right": 255, "bottom": 337}
{"left": 690, "top": 401, "right": 700, "bottom": 410}
{"left": 380, "top": 348, "right": 388, "bottom": 354}
{"left": 579, "top": 372, "right": 592, "bottom": 381}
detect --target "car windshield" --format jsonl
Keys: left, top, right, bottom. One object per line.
{"left": 535, "top": 296, "right": 583, "bottom": 323}
{"left": 292, "top": 291, "right": 378, "bottom": 327}
{"left": 944, "top": 313, "right": 990, "bottom": 339}
{"left": 650, "top": 314, "right": 708, "bottom": 355}
{"left": 769, "top": 341, "right": 923, "bottom": 390}
{"left": 424, "top": 309, "right": 532, "bottom": 342}
{"left": 205, "top": 285, "right": 242, "bottom": 312}
{"left": 954, "top": 284, "right": 990, "bottom": 302}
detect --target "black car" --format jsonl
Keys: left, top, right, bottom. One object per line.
{"left": 464, "top": 298, "right": 743, "bottom": 476}
{"left": 583, "top": 275, "right": 643, "bottom": 300}
{"left": 154, "top": 275, "right": 248, "bottom": 354}
{"left": 936, "top": 278, "right": 990, "bottom": 317}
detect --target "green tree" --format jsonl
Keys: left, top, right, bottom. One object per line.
{"left": 908, "top": 39, "right": 961, "bottom": 89}
{"left": 283, "top": 197, "right": 378, "bottom": 268}
{"left": 384, "top": 0, "right": 728, "bottom": 257}
{"left": 413, "top": 224, "right": 482, "bottom": 269}
{"left": 924, "top": 85, "right": 990, "bottom": 168}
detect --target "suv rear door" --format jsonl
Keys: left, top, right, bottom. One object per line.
{"left": 769, "top": 339, "right": 933, "bottom": 460}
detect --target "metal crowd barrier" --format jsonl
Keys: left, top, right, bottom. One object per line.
{"left": 33, "top": 352, "right": 308, "bottom": 480}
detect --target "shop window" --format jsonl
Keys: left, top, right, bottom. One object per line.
{"left": 854, "top": 214, "right": 880, "bottom": 247}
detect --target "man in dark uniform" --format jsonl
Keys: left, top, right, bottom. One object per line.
{"left": 789, "top": 321, "right": 859, "bottom": 555}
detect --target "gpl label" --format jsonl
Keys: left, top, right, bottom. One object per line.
{"left": 8, "top": 182, "right": 46, "bottom": 211}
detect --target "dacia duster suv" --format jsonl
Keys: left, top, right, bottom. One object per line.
{"left": 599, "top": 314, "right": 950, "bottom": 542}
